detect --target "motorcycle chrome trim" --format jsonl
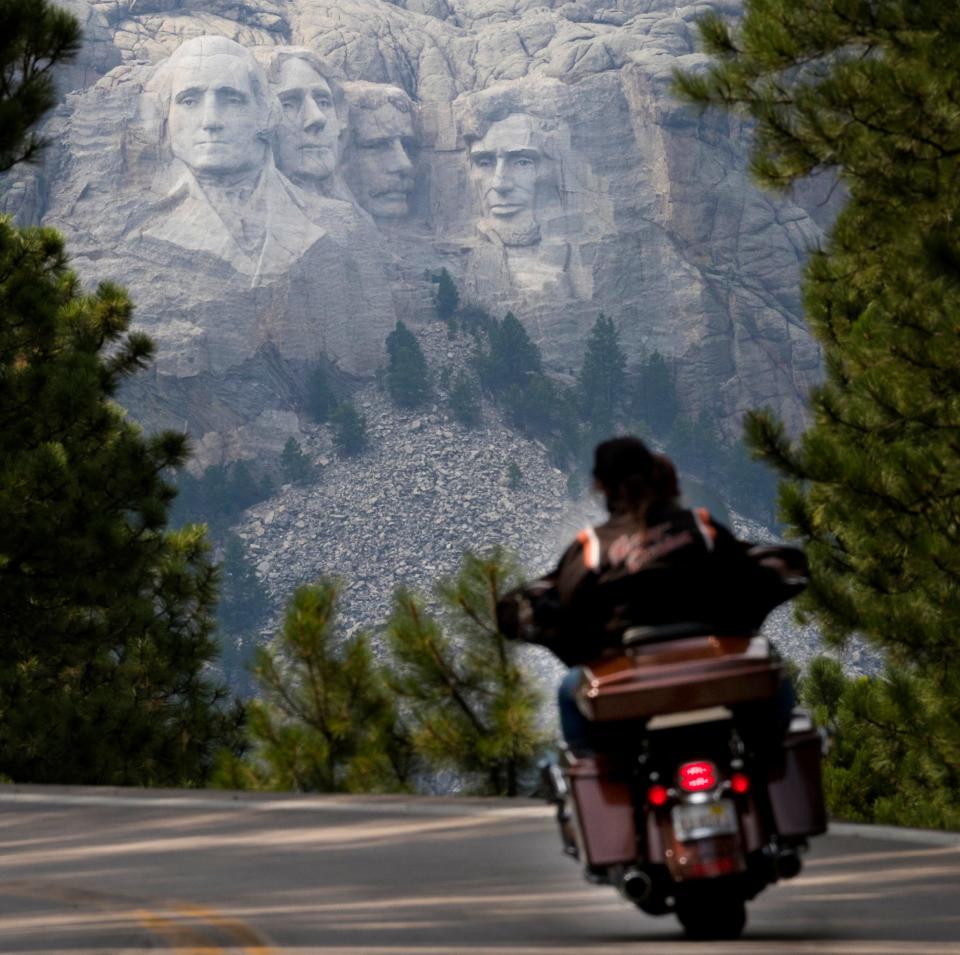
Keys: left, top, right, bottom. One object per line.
{"left": 671, "top": 798, "right": 740, "bottom": 842}
{"left": 647, "top": 706, "right": 732, "bottom": 730}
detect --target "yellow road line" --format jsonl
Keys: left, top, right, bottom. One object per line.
{"left": 136, "top": 907, "right": 219, "bottom": 953}
{"left": 176, "top": 902, "right": 276, "bottom": 953}
{"left": 0, "top": 879, "right": 272, "bottom": 954}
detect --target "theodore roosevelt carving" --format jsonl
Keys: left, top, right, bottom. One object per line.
{"left": 143, "top": 35, "right": 322, "bottom": 278}
{"left": 340, "top": 81, "right": 417, "bottom": 220}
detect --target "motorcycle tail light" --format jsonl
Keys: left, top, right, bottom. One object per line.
{"left": 730, "top": 772, "right": 751, "bottom": 794}
{"left": 647, "top": 784, "right": 669, "bottom": 807}
{"left": 678, "top": 760, "right": 717, "bottom": 792}
{"left": 686, "top": 855, "right": 742, "bottom": 878}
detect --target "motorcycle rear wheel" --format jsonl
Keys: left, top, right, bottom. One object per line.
{"left": 675, "top": 889, "right": 747, "bottom": 940}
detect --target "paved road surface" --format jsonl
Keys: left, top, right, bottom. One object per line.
{"left": 0, "top": 786, "right": 957, "bottom": 954}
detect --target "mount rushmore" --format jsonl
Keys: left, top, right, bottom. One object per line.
{"left": 3, "top": 0, "right": 827, "bottom": 466}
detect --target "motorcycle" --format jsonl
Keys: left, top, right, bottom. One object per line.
{"left": 540, "top": 621, "right": 827, "bottom": 940}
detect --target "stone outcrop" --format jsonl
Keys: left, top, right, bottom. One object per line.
{"left": 1, "top": 1, "right": 863, "bottom": 672}
{"left": 3, "top": 0, "right": 827, "bottom": 463}
{"left": 223, "top": 321, "right": 875, "bottom": 679}
{"left": 231, "top": 323, "right": 877, "bottom": 678}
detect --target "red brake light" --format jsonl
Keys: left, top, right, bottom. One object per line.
{"left": 730, "top": 772, "right": 751, "bottom": 794}
{"left": 678, "top": 760, "right": 717, "bottom": 792}
{"left": 647, "top": 784, "right": 669, "bottom": 807}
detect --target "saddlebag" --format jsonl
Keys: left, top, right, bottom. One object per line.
{"left": 767, "top": 714, "right": 828, "bottom": 838}
{"left": 575, "top": 635, "right": 784, "bottom": 722}
{"left": 562, "top": 752, "right": 638, "bottom": 866}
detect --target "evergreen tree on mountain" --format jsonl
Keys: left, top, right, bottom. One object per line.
{"left": 332, "top": 401, "right": 370, "bottom": 457}
{"left": 0, "top": 2, "right": 239, "bottom": 784}
{"left": 386, "top": 320, "right": 432, "bottom": 409}
{"left": 628, "top": 350, "right": 679, "bottom": 436}
{"left": 280, "top": 436, "right": 315, "bottom": 485}
{"left": 448, "top": 371, "right": 482, "bottom": 428}
{"left": 216, "top": 533, "right": 270, "bottom": 696}
{"left": 577, "top": 313, "right": 626, "bottom": 438}
{"left": 677, "top": 0, "right": 960, "bottom": 824}
{"left": 476, "top": 312, "right": 542, "bottom": 393}
{"left": 305, "top": 362, "right": 338, "bottom": 423}
{"left": 431, "top": 267, "right": 459, "bottom": 323}
{"left": 476, "top": 312, "right": 578, "bottom": 460}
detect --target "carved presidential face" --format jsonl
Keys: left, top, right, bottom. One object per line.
{"left": 345, "top": 101, "right": 416, "bottom": 218}
{"left": 273, "top": 58, "right": 343, "bottom": 185}
{"left": 469, "top": 114, "right": 544, "bottom": 230}
{"left": 168, "top": 52, "right": 267, "bottom": 177}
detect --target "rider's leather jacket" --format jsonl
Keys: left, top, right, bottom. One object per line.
{"left": 497, "top": 503, "right": 806, "bottom": 666}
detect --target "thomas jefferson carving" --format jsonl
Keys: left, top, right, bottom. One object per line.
{"left": 257, "top": 47, "right": 349, "bottom": 200}
{"left": 341, "top": 82, "right": 417, "bottom": 220}
{"left": 142, "top": 35, "right": 323, "bottom": 279}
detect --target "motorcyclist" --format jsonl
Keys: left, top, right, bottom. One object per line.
{"left": 498, "top": 435, "right": 805, "bottom": 757}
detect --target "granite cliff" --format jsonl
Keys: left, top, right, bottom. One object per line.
{"left": 4, "top": 0, "right": 825, "bottom": 464}
{"left": 2, "top": 0, "right": 852, "bottom": 670}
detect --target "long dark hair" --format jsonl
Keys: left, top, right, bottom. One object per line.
{"left": 592, "top": 436, "right": 679, "bottom": 517}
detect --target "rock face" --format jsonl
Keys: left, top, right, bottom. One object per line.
{"left": 228, "top": 322, "right": 875, "bottom": 680}
{"left": 3, "top": 0, "right": 825, "bottom": 462}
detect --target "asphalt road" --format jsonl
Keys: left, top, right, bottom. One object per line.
{"left": 0, "top": 786, "right": 957, "bottom": 955}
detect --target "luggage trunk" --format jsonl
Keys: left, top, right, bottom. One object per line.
{"left": 767, "top": 720, "right": 828, "bottom": 838}
{"left": 575, "top": 634, "right": 784, "bottom": 722}
{"left": 562, "top": 752, "right": 638, "bottom": 866}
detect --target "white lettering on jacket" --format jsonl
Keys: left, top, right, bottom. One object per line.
{"left": 607, "top": 524, "right": 693, "bottom": 574}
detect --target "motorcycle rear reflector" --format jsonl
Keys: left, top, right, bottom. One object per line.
{"left": 678, "top": 761, "right": 717, "bottom": 792}
{"left": 686, "top": 854, "right": 742, "bottom": 878}
{"left": 647, "top": 784, "right": 670, "bottom": 807}
{"left": 730, "top": 772, "right": 751, "bottom": 795}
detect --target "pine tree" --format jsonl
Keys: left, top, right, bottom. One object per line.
{"left": 214, "top": 581, "right": 413, "bottom": 792}
{"left": 576, "top": 313, "right": 626, "bottom": 438}
{"left": 676, "top": 1, "right": 960, "bottom": 823}
{"left": 456, "top": 303, "right": 494, "bottom": 339}
{"left": 628, "top": 350, "right": 679, "bottom": 436}
{"left": 331, "top": 401, "right": 369, "bottom": 457}
{"left": 305, "top": 362, "right": 338, "bottom": 423}
{"left": 432, "top": 267, "right": 459, "bottom": 322}
{"left": 448, "top": 371, "right": 482, "bottom": 428}
{"left": 385, "top": 320, "right": 432, "bottom": 409}
{"left": 0, "top": 1, "right": 81, "bottom": 170}
{"left": 0, "top": 3, "right": 240, "bottom": 784}
{"left": 280, "top": 436, "right": 315, "bottom": 485}
{"left": 474, "top": 312, "right": 574, "bottom": 449}
{"left": 170, "top": 461, "right": 270, "bottom": 533}
{"left": 0, "top": 224, "right": 240, "bottom": 783}
{"left": 667, "top": 412, "right": 724, "bottom": 481}
{"left": 216, "top": 533, "right": 270, "bottom": 696}
{"left": 802, "top": 657, "right": 960, "bottom": 830}
{"left": 476, "top": 312, "right": 542, "bottom": 393}
{"left": 384, "top": 549, "right": 550, "bottom": 796}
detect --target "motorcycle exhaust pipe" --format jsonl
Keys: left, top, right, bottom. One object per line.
{"left": 619, "top": 868, "right": 653, "bottom": 904}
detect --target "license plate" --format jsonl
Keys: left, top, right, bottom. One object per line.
{"left": 671, "top": 799, "right": 739, "bottom": 842}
